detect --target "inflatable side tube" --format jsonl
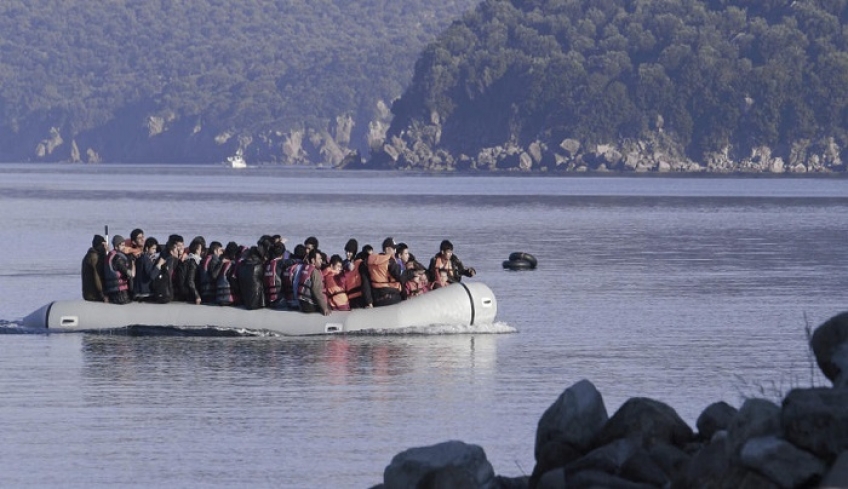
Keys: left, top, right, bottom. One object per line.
{"left": 21, "top": 282, "right": 498, "bottom": 334}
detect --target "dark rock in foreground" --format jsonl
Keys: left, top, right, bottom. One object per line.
{"left": 375, "top": 311, "right": 848, "bottom": 488}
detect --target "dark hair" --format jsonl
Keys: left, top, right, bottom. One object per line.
{"left": 396, "top": 242, "right": 408, "bottom": 255}
{"left": 167, "top": 234, "right": 184, "bottom": 247}
{"left": 143, "top": 237, "right": 159, "bottom": 251}
{"left": 208, "top": 241, "right": 223, "bottom": 254}
{"left": 329, "top": 254, "right": 343, "bottom": 267}
{"left": 189, "top": 236, "right": 206, "bottom": 253}
{"left": 224, "top": 241, "right": 241, "bottom": 259}
{"left": 130, "top": 228, "right": 144, "bottom": 241}
{"left": 381, "top": 237, "right": 396, "bottom": 250}
{"left": 269, "top": 241, "right": 286, "bottom": 259}
{"left": 344, "top": 238, "right": 358, "bottom": 254}
{"left": 257, "top": 235, "right": 273, "bottom": 255}
{"left": 293, "top": 244, "right": 306, "bottom": 259}
{"left": 363, "top": 244, "right": 373, "bottom": 254}
{"left": 304, "top": 236, "right": 319, "bottom": 248}
{"left": 440, "top": 239, "right": 454, "bottom": 252}
{"left": 92, "top": 234, "right": 106, "bottom": 248}
{"left": 306, "top": 248, "right": 319, "bottom": 263}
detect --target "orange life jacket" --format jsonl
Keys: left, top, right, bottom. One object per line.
{"left": 322, "top": 268, "right": 351, "bottom": 311}
{"left": 368, "top": 253, "right": 401, "bottom": 291}
{"left": 432, "top": 254, "right": 456, "bottom": 288}
{"left": 343, "top": 258, "right": 364, "bottom": 299}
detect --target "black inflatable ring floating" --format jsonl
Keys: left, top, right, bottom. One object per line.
{"left": 503, "top": 252, "right": 537, "bottom": 271}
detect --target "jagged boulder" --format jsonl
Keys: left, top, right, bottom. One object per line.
{"left": 382, "top": 440, "right": 496, "bottom": 489}
{"left": 594, "top": 397, "right": 693, "bottom": 449}
{"left": 726, "top": 398, "right": 783, "bottom": 459}
{"left": 782, "top": 387, "right": 848, "bottom": 462}
{"left": 810, "top": 311, "right": 848, "bottom": 388}
{"left": 696, "top": 401, "right": 737, "bottom": 441}
{"left": 564, "top": 438, "right": 669, "bottom": 487}
{"left": 675, "top": 432, "right": 730, "bottom": 488}
{"left": 535, "top": 379, "right": 608, "bottom": 458}
{"left": 739, "top": 435, "right": 825, "bottom": 487}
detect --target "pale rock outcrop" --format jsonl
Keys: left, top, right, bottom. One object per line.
{"left": 282, "top": 130, "right": 306, "bottom": 163}
{"left": 559, "top": 138, "right": 580, "bottom": 157}
{"left": 70, "top": 140, "right": 81, "bottom": 163}
{"left": 35, "top": 127, "right": 63, "bottom": 157}
{"left": 333, "top": 115, "right": 354, "bottom": 146}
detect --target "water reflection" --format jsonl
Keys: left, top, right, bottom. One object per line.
{"left": 80, "top": 334, "right": 500, "bottom": 394}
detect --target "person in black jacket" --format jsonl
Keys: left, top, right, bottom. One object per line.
{"left": 237, "top": 245, "right": 266, "bottom": 310}
{"left": 82, "top": 234, "right": 109, "bottom": 302}
{"left": 428, "top": 239, "right": 476, "bottom": 289}
{"left": 133, "top": 237, "right": 160, "bottom": 301}
{"left": 199, "top": 241, "right": 223, "bottom": 304}
{"left": 104, "top": 235, "right": 135, "bottom": 305}
{"left": 182, "top": 236, "right": 206, "bottom": 304}
{"left": 150, "top": 235, "right": 184, "bottom": 304}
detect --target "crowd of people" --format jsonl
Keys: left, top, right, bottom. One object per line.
{"left": 81, "top": 229, "right": 477, "bottom": 315}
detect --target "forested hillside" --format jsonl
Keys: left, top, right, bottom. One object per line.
{"left": 376, "top": 0, "right": 848, "bottom": 172}
{"left": 0, "top": 0, "right": 478, "bottom": 163}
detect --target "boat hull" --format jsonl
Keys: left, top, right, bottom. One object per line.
{"left": 21, "top": 282, "right": 497, "bottom": 335}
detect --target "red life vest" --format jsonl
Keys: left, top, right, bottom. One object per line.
{"left": 343, "top": 258, "right": 364, "bottom": 299}
{"left": 104, "top": 250, "right": 129, "bottom": 294}
{"left": 263, "top": 257, "right": 284, "bottom": 305}
{"left": 283, "top": 261, "right": 304, "bottom": 309}
{"left": 405, "top": 276, "right": 430, "bottom": 298}
{"left": 368, "top": 253, "right": 401, "bottom": 291}
{"left": 296, "top": 264, "right": 317, "bottom": 306}
{"left": 323, "top": 268, "right": 350, "bottom": 311}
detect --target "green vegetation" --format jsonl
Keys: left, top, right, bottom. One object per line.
{"left": 0, "top": 0, "right": 477, "bottom": 162}
{"left": 388, "top": 0, "right": 848, "bottom": 162}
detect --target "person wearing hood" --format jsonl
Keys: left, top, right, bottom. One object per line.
{"left": 82, "top": 234, "right": 109, "bottom": 302}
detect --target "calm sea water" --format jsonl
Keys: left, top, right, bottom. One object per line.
{"left": 1, "top": 164, "right": 847, "bottom": 488}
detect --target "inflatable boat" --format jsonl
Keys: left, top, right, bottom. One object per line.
{"left": 21, "top": 282, "right": 497, "bottom": 335}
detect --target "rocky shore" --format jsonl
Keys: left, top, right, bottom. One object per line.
{"left": 370, "top": 312, "right": 848, "bottom": 488}
{"left": 367, "top": 120, "right": 848, "bottom": 174}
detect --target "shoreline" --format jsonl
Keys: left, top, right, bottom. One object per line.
{"left": 373, "top": 312, "right": 848, "bottom": 489}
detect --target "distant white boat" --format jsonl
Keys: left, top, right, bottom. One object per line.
{"left": 226, "top": 150, "right": 247, "bottom": 169}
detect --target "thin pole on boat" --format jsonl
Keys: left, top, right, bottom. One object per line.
{"left": 104, "top": 225, "right": 109, "bottom": 251}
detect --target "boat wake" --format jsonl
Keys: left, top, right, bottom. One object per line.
{"left": 349, "top": 321, "right": 516, "bottom": 336}
{"left": 0, "top": 319, "right": 43, "bottom": 334}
